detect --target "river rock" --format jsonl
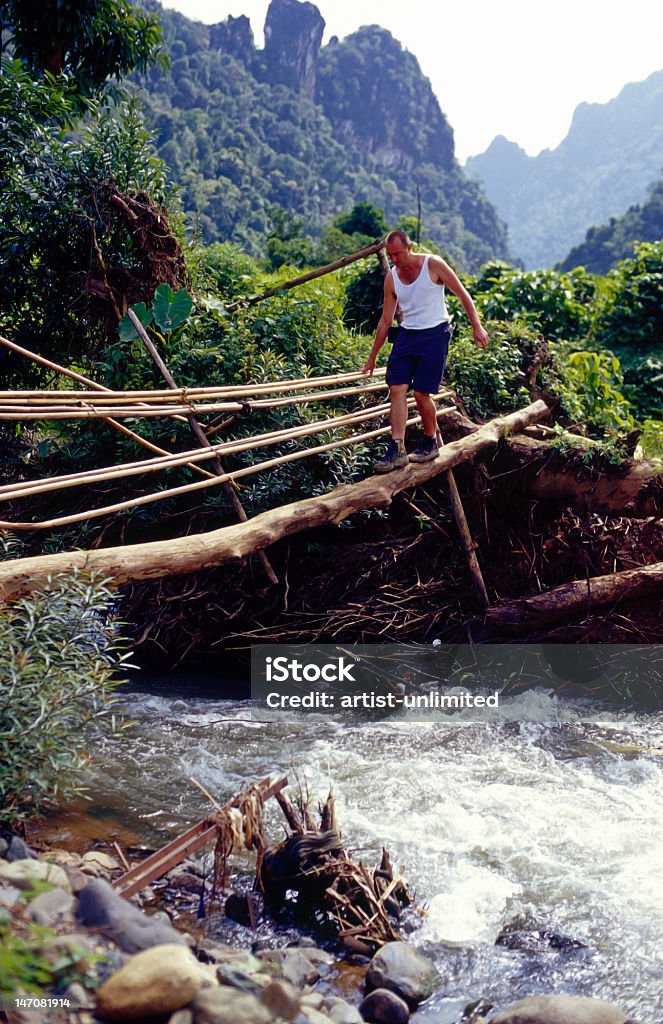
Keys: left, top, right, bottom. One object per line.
{"left": 297, "top": 1010, "right": 336, "bottom": 1024}
{"left": 96, "top": 943, "right": 206, "bottom": 1021}
{"left": 365, "top": 942, "right": 439, "bottom": 1009}
{"left": 326, "top": 1001, "right": 364, "bottom": 1024}
{"left": 283, "top": 947, "right": 321, "bottom": 987}
{"left": 77, "top": 877, "right": 186, "bottom": 953}
{"left": 192, "top": 986, "right": 274, "bottom": 1024}
{"left": 0, "top": 836, "right": 8, "bottom": 858}
{"left": 359, "top": 988, "right": 410, "bottom": 1024}
{"left": 488, "top": 994, "right": 632, "bottom": 1024}
{"left": 5, "top": 833, "right": 36, "bottom": 861}
{"left": 0, "top": 857, "right": 70, "bottom": 892}
{"left": 260, "top": 978, "right": 301, "bottom": 1019}
{"left": 25, "top": 886, "right": 75, "bottom": 925}
{"left": 81, "top": 850, "right": 121, "bottom": 874}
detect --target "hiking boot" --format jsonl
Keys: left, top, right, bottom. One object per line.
{"left": 409, "top": 435, "right": 439, "bottom": 463}
{"left": 374, "top": 439, "right": 408, "bottom": 474}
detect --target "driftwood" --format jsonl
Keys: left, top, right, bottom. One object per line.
{"left": 259, "top": 789, "right": 410, "bottom": 952}
{"left": 483, "top": 561, "right": 663, "bottom": 635}
{"left": 0, "top": 400, "right": 549, "bottom": 603}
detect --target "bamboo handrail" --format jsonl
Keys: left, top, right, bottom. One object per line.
{"left": 224, "top": 239, "right": 386, "bottom": 312}
{"left": 0, "top": 397, "right": 408, "bottom": 502}
{"left": 0, "top": 335, "right": 217, "bottom": 482}
{"left": 0, "top": 405, "right": 453, "bottom": 530}
{"left": 0, "top": 380, "right": 404, "bottom": 420}
{"left": 0, "top": 368, "right": 386, "bottom": 402}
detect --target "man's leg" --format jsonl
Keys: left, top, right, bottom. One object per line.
{"left": 390, "top": 384, "right": 409, "bottom": 441}
{"left": 410, "top": 390, "right": 439, "bottom": 463}
{"left": 413, "top": 390, "right": 437, "bottom": 436}
{"left": 374, "top": 384, "right": 409, "bottom": 473}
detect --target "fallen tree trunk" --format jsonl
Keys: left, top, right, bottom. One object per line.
{"left": 482, "top": 561, "right": 663, "bottom": 636}
{"left": 0, "top": 400, "right": 548, "bottom": 603}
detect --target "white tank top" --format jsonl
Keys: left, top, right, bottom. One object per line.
{"left": 392, "top": 255, "right": 449, "bottom": 329}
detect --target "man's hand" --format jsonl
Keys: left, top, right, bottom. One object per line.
{"left": 362, "top": 355, "right": 376, "bottom": 376}
{"left": 473, "top": 324, "right": 489, "bottom": 350}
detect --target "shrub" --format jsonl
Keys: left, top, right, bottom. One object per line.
{"left": 0, "top": 571, "right": 129, "bottom": 824}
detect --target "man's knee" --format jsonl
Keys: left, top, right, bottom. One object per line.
{"left": 413, "top": 390, "right": 432, "bottom": 402}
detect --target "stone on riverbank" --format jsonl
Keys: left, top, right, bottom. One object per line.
{"left": 25, "top": 886, "right": 74, "bottom": 926}
{"left": 95, "top": 943, "right": 207, "bottom": 1021}
{"left": 0, "top": 857, "right": 70, "bottom": 891}
{"left": 359, "top": 987, "right": 411, "bottom": 1024}
{"left": 191, "top": 986, "right": 274, "bottom": 1024}
{"left": 365, "top": 942, "right": 439, "bottom": 1009}
{"left": 77, "top": 877, "right": 186, "bottom": 953}
{"left": 487, "top": 994, "right": 634, "bottom": 1024}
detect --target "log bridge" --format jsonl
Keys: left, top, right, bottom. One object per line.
{"left": 1, "top": 238, "right": 660, "bottom": 628}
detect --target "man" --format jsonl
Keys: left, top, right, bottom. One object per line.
{"left": 362, "top": 230, "right": 489, "bottom": 472}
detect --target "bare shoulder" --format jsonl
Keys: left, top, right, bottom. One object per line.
{"left": 427, "top": 253, "right": 454, "bottom": 282}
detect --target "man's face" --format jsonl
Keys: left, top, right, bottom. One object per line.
{"left": 387, "top": 241, "right": 411, "bottom": 270}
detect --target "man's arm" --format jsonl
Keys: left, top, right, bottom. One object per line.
{"left": 429, "top": 256, "right": 489, "bottom": 350}
{"left": 362, "top": 273, "right": 399, "bottom": 375}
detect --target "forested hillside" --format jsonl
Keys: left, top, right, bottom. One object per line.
{"left": 559, "top": 179, "right": 663, "bottom": 273}
{"left": 466, "top": 70, "right": 663, "bottom": 269}
{"left": 134, "top": 0, "right": 508, "bottom": 270}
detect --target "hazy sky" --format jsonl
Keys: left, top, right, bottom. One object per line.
{"left": 161, "top": 0, "right": 663, "bottom": 162}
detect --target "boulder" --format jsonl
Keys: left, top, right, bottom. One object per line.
{"left": 0, "top": 858, "right": 70, "bottom": 892}
{"left": 95, "top": 943, "right": 205, "bottom": 1021}
{"left": 366, "top": 942, "right": 439, "bottom": 1009}
{"left": 259, "top": 978, "right": 301, "bottom": 1020}
{"left": 327, "top": 1001, "right": 364, "bottom": 1024}
{"left": 25, "top": 886, "right": 74, "bottom": 926}
{"left": 81, "top": 850, "right": 121, "bottom": 874}
{"left": 488, "top": 995, "right": 633, "bottom": 1024}
{"left": 359, "top": 987, "right": 410, "bottom": 1024}
{"left": 77, "top": 877, "right": 186, "bottom": 953}
{"left": 192, "top": 986, "right": 274, "bottom": 1024}
{"left": 282, "top": 947, "right": 321, "bottom": 987}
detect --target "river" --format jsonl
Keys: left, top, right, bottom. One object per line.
{"left": 71, "top": 678, "right": 663, "bottom": 1022}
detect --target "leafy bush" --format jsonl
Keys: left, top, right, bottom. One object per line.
{"left": 0, "top": 572, "right": 129, "bottom": 824}
{"left": 446, "top": 320, "right": 538, "bottom": 416}
{"left": 545, "top": 347, "right": 634, "bottom": 435}
{"left": 592, "top": 241, "right": 663, "bottom": 357}
{"left": 470, "top": 261, "right": 596, "bottom": 342}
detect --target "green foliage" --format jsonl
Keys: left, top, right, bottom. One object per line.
{"left": 549, "top": 348, "right": 634, "bottom": 434}
{"left": 2, "top": 0, "right": 166, "bottom": 109}
{"left": 0, "top": 920, "right": 53, "bottom": 996}
{"left": 200, "top": 242, "right": 261, "bottom": 299}
{"left": 334, "top": 202, "right": 388, "bottom": 238}
{"left": 0, "top": 62, "right": 171, "bottom": 375}
{"left": 470, "top": 261, "right": 596, "bottom": 341}
{"left": 640, "top": 419, "right": 663, "bottom": 461}
{"left": 343, "top": 265, "right": 385, "bottom": 334}
{"left": 559, "top": 179, "right": 663, "bottom": 274}
{"left": 0, "top": 572, "right": 129, "bottom": 824}
{"left": 119, "top": 284, "right": 194, "bottom": 340}
{"left": 265, "top": 207, "right": 314, "bottom": 270}
{"left": 446, "top": 321, "right": 536, "bottom": 417}
{"left": 593, "top": 241, "right": 663, "bottom": 355}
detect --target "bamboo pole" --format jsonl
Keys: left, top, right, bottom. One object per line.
{"left": 0, "top": 379, "right": 409, "bottom": 420}
{"left": 225, "top": 239, "right": 386, "bottom": 312}
{"left": 0, "top": 401, "right": 550, "bottom": 601}
{"left": 0, "top": 395, "right": 419, "bottom": 502}
{"left": 0, "top": 335, "right": 216, "bottom": 481}
{"left": 127, "top": 309, "right": 279, "bottom": 586}
{"left": 0, "top": 366, "right": 386, "bottom": 402}
{"left": 0, "top": 404, "right": 453, "bottom": 530}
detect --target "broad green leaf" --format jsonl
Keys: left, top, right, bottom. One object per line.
{"left": 152, "top": 285, "right": 194, "bottom": 331}
{"left": 119, "top": 303, "right": 153, "bottom": 341}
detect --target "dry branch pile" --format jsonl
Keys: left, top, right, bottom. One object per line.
{"left": 258, "top": 789, "right": 411, "bottom": 953}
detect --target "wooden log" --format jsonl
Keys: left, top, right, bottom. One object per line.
{"left": 483, "top": 561, "right": 663, "bottom": 635}
{"left": 0, "top": 401, "right": 549, "bottom": 602}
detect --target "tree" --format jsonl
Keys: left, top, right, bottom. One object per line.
{"left": 1, "top": 0, "right": 165, "bottom": 108}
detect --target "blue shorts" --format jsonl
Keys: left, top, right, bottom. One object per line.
{"left": 385, "top": 322, "right": 452, "bottom": 394}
